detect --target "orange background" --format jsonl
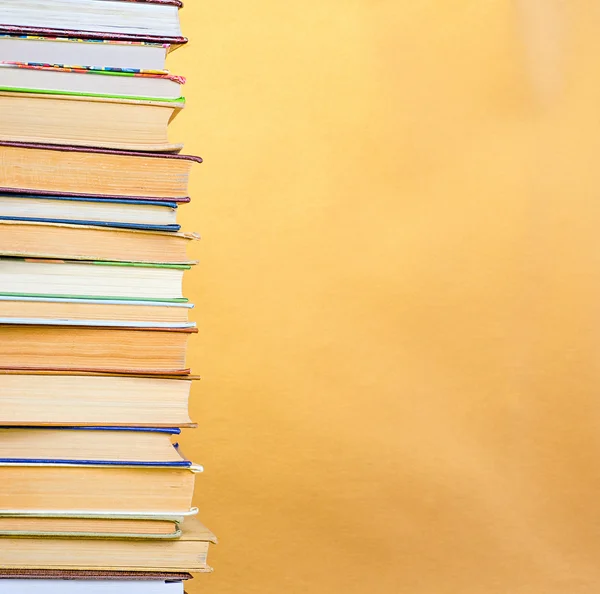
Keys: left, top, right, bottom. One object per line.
{"left": 172, "top": 2, "right": 600, "bottom": 592}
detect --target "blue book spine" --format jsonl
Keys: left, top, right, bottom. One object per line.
{"left": 0, "top": 426, "right": 181, "bottom": 435}
{"left": 0, "top": 459, "right": 192, "bottom": 467}
{"left": 0, "top": 216, "right": 180, "bottom": 232}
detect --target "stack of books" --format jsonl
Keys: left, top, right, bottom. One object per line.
{"left": 0, "top": 1, "right": 214, "bottom": 592}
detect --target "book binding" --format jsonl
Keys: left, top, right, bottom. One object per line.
{"left": 0, "top": 26, "right": 187, "bottom": 46}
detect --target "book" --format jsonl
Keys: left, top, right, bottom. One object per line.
{"left": 0, "top": 426, "right": 190, "bottom": 466}
{"left": 0, "top": 517, "right": 215, "bottom": 571}
{"left": 0, "top": 513, "right": 192, "bottom": 539}
{"left": 0, "top": 581, "right": 185, "bottom": 594}
{"left": 0, "top": 325, "right": 195, "bottom": 374}
{"left": 0, "top": 222, "right": 197, "bottom": 264}
{"left": 0, "top": 0, "right": 186, "bottom": 45}
{"left": 0, "top": 36, "right": 173, "bottom": 71}
{"left": 0, "top": 570, "right": 193, "bottom": 581}
{"left": 0, "top": 91, "right": 183, "bottom": 152}
{"left": 0, "top": 260, "right": 189, "bottom": 301}
{"left": 0, "top": 371, "right": 195, "bottom": 427}
{"left": 0, "top": 195, "right": 180, "bottom": 232}
{"left": 0, "top": 460, "right": 200, "bottom": 516}
{"left": 0, "top": 296, "right": 192, "bottom": 323}
{"left": 0, "top": 63, "right": 184, "bottom": 101}
{"left": 0, "top": 142, "right": 201, "bottom": 202}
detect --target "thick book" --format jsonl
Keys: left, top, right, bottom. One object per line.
{"left": 0, "top": 36, "right": 174, "bottom": 71}
{"left": 0, "top": 451, "right": 200, "bottom": 515}
{"left": 0, "top": 1, "right": 186, "bottom": 45}
{"left": 0, "top": 91, "right": 184, "bottom": 152}
{"left": 0, "top": 517, "right": 215, "bottom": 572}
{"left": 0, "top": 195, "right": 181, "bottom": 232}
{"left": 0, "top": 426, "right": 189, "bottom": 466}
{"left": 0, "top": 371, "right": 196, "bottom": 427}
{"left": 0, "top": 296, "right": 192, "bottom": 323}
{"left": 0, "top": 324, "right": 196, "bottom": 374}
{"left": 0, "top": 222, "right": 197, "bottom": 264}
{"left": 0, "top": 259, "right": 190, "bottom": 301}
{"left": 0, "top": 63, "right": 184, "bottom": 101}
{"left": 0, "top": 142, "right": 201, "bottom": 202}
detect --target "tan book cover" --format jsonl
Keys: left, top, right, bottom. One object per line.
{"left": 0, "top": 91, "right": 184, "bottom": 152}
{"left": 0, "top": 372, "right": 198, "bottom": 427}
{"left": 0, "top": 517, "right": 216, "bottom": 571}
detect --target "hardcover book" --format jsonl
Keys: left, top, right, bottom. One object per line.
{"left": 0, "top": 426, "right": 191, "bottom": 466}
{"left": 0, "top": 91, "right": 184, "bottom": 152}
{"left": 0, "top": 324, "right": 196, "bottom": 374}
{"left": 0, "top": 517, "right": 215, "bottom": 571}
{"left": 0, "top": 512, "right": 193, "bottom": 540}
{"left": 0, "top": 467, "right": 197, "bottom": 515}
{"left": 0, "top": 221, "right": 197, "bottom": 264}
{"left": 0, "top": 142, "right": 201, "bottom": 202}
{"left": 0, "top": 1, "right": 186, "bottom": 45}
{"left": 0, "top": 259, "right": 190, "bottom": 301}
{"left": 0, "top": 36, "right": 174, "bottom": 71}
{"left": 0, "top": 194, "right": 181, "bottom": 232}
{"left": 0, "top": 295, "right": 193, "bottom": 323}
{"left": 0, "top": 371, "right": 196, "bottom": 427}
{"left": 0, "top": 63, "right": 185, "bottom": 101}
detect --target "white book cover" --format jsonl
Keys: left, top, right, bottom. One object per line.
{"left": 0, "top": 581, "right": 183, "bottom": 594}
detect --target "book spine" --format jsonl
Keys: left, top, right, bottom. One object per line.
{"left": 0, "top": 27, "right": 188, "bottom": 46}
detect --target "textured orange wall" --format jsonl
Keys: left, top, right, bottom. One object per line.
{"left": 172, "top": 2, "right": 600, "bottom": 592}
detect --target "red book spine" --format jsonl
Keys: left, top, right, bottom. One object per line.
{"left": 0, "top": 26, "right": 187, "bottom": 45}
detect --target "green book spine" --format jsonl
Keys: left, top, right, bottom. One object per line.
{"left": 0, "top": 86, "right": 185, "bottom": 103}
{"left": 91, "top": 261, "right": 191, "bottom": 270}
